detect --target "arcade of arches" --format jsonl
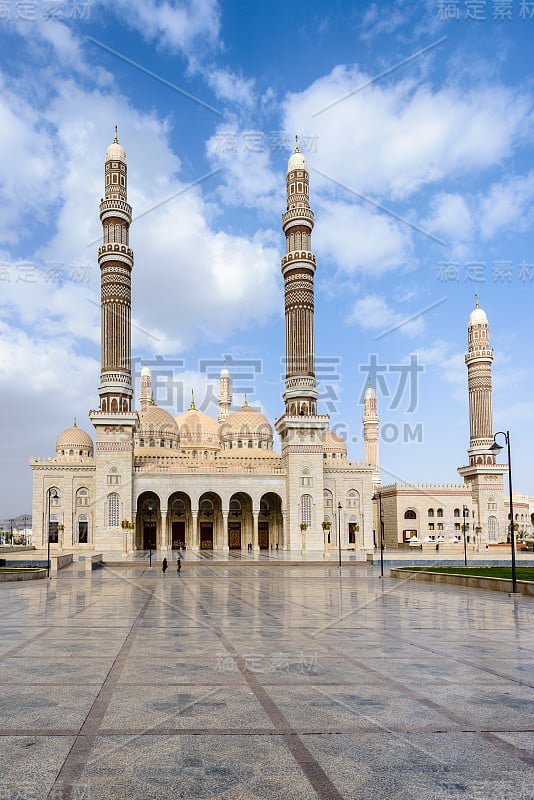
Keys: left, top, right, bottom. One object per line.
{"left": 136, "top": 491, "right": 284, "bottom": 551}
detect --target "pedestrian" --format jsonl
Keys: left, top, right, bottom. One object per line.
{"left": 177, "top": 555, "right": 181, "bottom": 573}
{"left": 162, "top": 557, "right": 168, "bottom": 574}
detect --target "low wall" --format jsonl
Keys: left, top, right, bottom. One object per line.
{"left": 50, "top": 553, "right": 73, "bottom": 573}
{"left": 0, "top": 569, "right": 46, "bottom": 583}
{"left": 85, "top": 553, "right": 103, "bottom": 571}
{"left": 391, "top": 568, "right": 534, "bottom": 597}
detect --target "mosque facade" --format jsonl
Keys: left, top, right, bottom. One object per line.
{"left": 30, "top": 133, "right": 525, "bottom": 557}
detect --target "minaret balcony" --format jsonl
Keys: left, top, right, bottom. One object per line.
{"left": 99, "top": 199, "right": 132, "bottom": 223}
{"left": 282, "top": 208, "right": 314, "bottom": 228}
{"left": 281, "top": 251, "right": 316, "bottom": 268}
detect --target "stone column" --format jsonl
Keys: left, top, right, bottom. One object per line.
{"left": 252, "top": 510, "right": 259, "bottom": 552}
{"left": 160, "top": 511, "right": 168, "bottom": 551}
{"left": 222, "top": 511, "right": 229, "bottom": 553}
{"left": 191, "top": 511, "right": 199, "bottom": 551}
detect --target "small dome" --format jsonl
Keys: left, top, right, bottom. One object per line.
{"left": 175, "top": 408, "right": 220, "bottom": 448}
{"left": 220, "top": 364, "right": 229, "bottom": 378}
{"left": 220, "top": 400, "right": 273, "bottom": 444}
{"left": 287, "top": 135, "right": 307, "bottom": 172}
{"left": 106, "top": 128, "right": 126, "bottom": 162}
{"left": 56, "top": 421, "right": 94, "bottom": 456}
{"left": 323, "top": 427, "right": 347, "bottom": 456}
{"left": 469, "top": 306, "right": 487, "bottom": 326}
{"left": 468, "top": 296, "right": 487, "bottom": 326}
{"left": 141, "top": 363, "right": 150, "bottom": 378}
{"left": 138, "top": 404, "right": 179, "bottom": 437}
{"left": 364, "top": 383, "right": 376, "bottom": 401}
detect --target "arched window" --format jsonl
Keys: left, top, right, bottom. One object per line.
{"left": 300, "top": 495, "right": 312, "bottom": 526}
{"left": 454, "top": 508, "right": 460, "bottom": 517}
{"left": 107, "top": 493, "right": 120, "bottom": 528}
{"left": 76, "top": 488, "right": 89, "bottom": 507}
{"left": 404, "top": 510, "right": 417, "bottom": 520}
{"left": 139, "top": 438, "right": 144, "bottom": 447}
{"left": 229, "top": 499, "right": 241, "bottom": 516}
{"left": 107, "top": 467, "right": 119, "bottom": 485}
{"left": 149, "top": 439, "right": 155, "bottom": 447}
{"left": 200, "top": 499, "right": 213, "bottom": 516}
{"left": 323, "top": 489, "right": 333, "bottom": 508}
{"left": 437, "top": 508, "right": 443, "bottom": 517}
{"left": 346, "top": 490, "right": 359, "bottom": 509}
{"left": 160, "top": 439, "right": 165, "bottom": 447}
{"left": 428, "top": 508, "right": 434, "bottom": 517}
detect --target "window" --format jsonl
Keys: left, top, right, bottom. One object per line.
{"left": 149, "top": 439, "right": 155, "bottom": 447}
{"left": 300, "top": 495, "right": 312, "bottom": 526}
{"left": 437, "top": 523, "right": 444, "bottom": 531}
{"left": 248, "top": 440, "right": 253, "bottom": 448}
{"left": 160, "top": 439, "right": 165, "bottom": 447}
{"left": 437, "top": 508, "right": 443, "bottom": 518}
{"left": 107, "top": 467, "right": 120, "bottom": 485}
{"left": 454, "top": 508, "right": 460, "bottom": 517}
{"left": 428, "top": 523, "right": 435, "bottom": 531}
{"left": 404, "top": 510, "right": 416, "bottom": 520}
{"left": 428, "top": 508, "right": 434, "bottom": 517}
{"left": 172, "top": 499, "right": 185, "bottom": 515}
{"left": 455, "top": 523, "right": 461, "bottom": 531}
{"left": 238, "top": 440, "right": 243, "bottom": 448}
{"left": 323, "top": 489, "right": 333, "bottom": 508}
{"left": 76, "top": 489, "right": 89, "bottom": 507}
{"left": 107, "top": 493, "right": 120, "bottom": 528}
{"left": 346, "top": 491, "right": 359, "bottom": 509}
{"left": 78, "top": 515, "right": 88, "bottom": 543}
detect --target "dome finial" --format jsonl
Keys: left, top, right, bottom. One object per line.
{"left": 150, "top": 391, "right": 155, "bottom": 406}
{"left": 73, "top": 417, "right": 77, "bottom": 427}
{"left": 114, "top": 125, "right": 118, "bottom": 143}
{"left": 190, "top": 389, "right": 196, "bottom": 410}
{"left": 295, "top": 134, "right": 299, "bottom": 153}
{"left": 243, "top": 393, "right": 249, "bottom": 408}
{"left": 475, "top": 293, "right": 479, "bottom": 309}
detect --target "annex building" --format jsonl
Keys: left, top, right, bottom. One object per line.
{"left": 30, "top": 133, "right": 531, "bottom": 557}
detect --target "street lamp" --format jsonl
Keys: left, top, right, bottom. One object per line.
{"left": 47, "top": 488, "right": 59, "bottom": 579}
{"left": 372, "top": 492, "right": 384, "bottom": 578}
{"left": 145, "top": 499, "right": 156, "bottom": 567}
{"left": 337, "top": 502, "right": 342, "bottom": 569}
{"left": 490, "top": 431, "right": 517, "bottom": 594}
{"left": 462, "top": 505, "right": 468, "bottom": 567}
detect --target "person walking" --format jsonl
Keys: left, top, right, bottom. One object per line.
{"left": 177, "top": 555, "right": 181, "bottom": 574}
{"left": 162, "top": 557, "right": 168, "bottom": 574}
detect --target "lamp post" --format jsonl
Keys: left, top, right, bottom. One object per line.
{"left": 490, "top": 431, "right": 517, "bottom": 594}
{"left": 146, "top": 500, "right": 156, "bottom": 567}
{"left": 372, "top": 492, "right": 384, "bottom": 577}
{"left": 47, "top": 488, "right": 59, "bottom": 579}
{"left": 337, "top": 502, "right": 342, "bottom": 569}
{"left": 462, "top": 505, "right": 468, "bottom": 567}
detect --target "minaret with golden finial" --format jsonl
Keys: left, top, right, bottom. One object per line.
{"left": 218, "top": 363, "right": 232, "bottom": 422}
{"left": 97, "top": 127, "right": 134, "bottom": 413}
{"left": 363, "top": 380, "right": 380, "bottom": 490}
{"left": 465, "top": 295, "right": 495, "bottom": 465}
{"left": 280, "top": 135, "right": 318, "bottom": 417}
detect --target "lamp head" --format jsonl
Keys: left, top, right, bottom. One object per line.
{"left": 489, "top": 441, "right": 502, "bottom": 454}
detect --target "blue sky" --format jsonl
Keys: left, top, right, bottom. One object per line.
{"left": 1, "top": 0, "right": 533, "bottom": 515}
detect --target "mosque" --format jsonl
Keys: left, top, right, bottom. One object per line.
{"left": 30, "top": 132, "right": 525, "bottom": 557}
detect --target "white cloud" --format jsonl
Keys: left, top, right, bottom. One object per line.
{"left": 347, "top": 294, "right": 425, "bottom": 337}
{"left": 314, "top": 198, "right": 412, "bottom": 274}
{"left": 478, "top": 171, "right": 534, "bottom": 240}
{"left": 282, "top": 66, "right": 532, "bottom": 200}
{"left": 98, "top": 0, "right": 221, "bottom": 54}
{"left": 205, "top": 68, "right": 255, "bottom": 107}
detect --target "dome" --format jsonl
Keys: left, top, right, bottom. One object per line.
{"left": 138, "top": 404, "right": 179, "bottom": 437}
{"left": 364, "top": 383, "right": 376, "bottom": 401}
{"left": 287, "top": 135, "right": 307, "bottom": 172}
{"left": 219, "top": 400, "right": 273, "bottom": 448}
{"left": 106, "top": 128, "right": 126, "bottom": 162}
{"left": 56, "top": 420, "right": 94, "bottom": 456}
{"left": 141, "top": 363, "right": 150, "bottom": 378}
{"left": 175, "top": 408, "right": 220, "bottom": 448}
{"left": 468, "top": 296, "right": 487, "bottom": 326}
{"left": 469, "top": 306, "right": 487, "bottom": 326}
{"left": 323, "top": 427, "right": 347, "bottom": 456}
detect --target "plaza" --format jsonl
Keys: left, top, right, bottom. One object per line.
{"left": 1, "top": 560, "right": 533, "bottom": 799}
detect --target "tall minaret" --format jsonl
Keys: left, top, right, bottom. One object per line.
{"left": 363, "top": 381, "right": 380, "bottom": 490}
{"left": 281, "top": 136, "right": 318, "bottom": 417}
{"left": 458, "top": 299, "right": 506, "bottom": 546}
{"left": 140, "top": 364, "right": 151, "bottom": 411}
{"left": 465, "top": 297, "right": 495, "bottom": 467}
{"left": 97, "top": 128, "right": 134, "bottom": 413}
{"left": 275, "top": 139, "right": 328, "bottom": 552}
{"left": 218, "top": 363, "right": 232, "bottom": 422}
{"left": 90, "top": 129, "right": 137, "bottom": 553}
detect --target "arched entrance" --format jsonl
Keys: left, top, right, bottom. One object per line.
{"left": 228, "top": 493, "right": 253, "bottom": 550}
{"left": 198, "top": 492, "right": 222, "bottom": 550}
{"left": 137, "top": 492, "right": 161, "bottom": 549}
{"left": 168, "top": 492, "right": 191, "bottom": 550}
{"left": 260, "top": 492, "right": 283, "bottom": 549}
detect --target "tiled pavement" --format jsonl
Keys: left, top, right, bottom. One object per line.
{"left": 0, "top": 563, "right": 533, "bottom": 799}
